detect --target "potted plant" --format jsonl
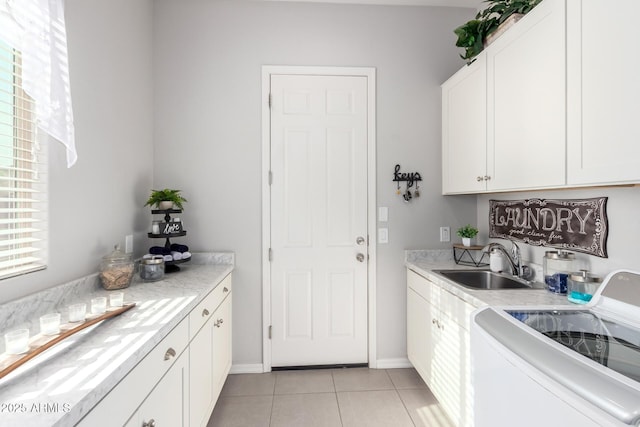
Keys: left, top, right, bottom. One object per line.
{"left": 454, "top": 0, "right": 542, "bottom": 64}
{"left": 457, "top": 224, "right": 479, "bottom": 247}
{"left": 144, "top": 188, "right": 188, "bottom": 210}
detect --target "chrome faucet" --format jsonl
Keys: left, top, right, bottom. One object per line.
{"left": 483, "top": 241, "right": 534, "bottom": 280}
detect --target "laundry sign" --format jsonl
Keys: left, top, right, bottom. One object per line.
{"left": 489, "top": 197, "right": 609, "bottom": 258}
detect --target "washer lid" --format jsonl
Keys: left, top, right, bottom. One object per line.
{"left": 507, "top": 309, "right": 640, "bottom": 383}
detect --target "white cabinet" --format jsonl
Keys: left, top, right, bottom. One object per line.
{"left": 189, "top": 275, "right": 232, "bottom": 427}
{"left": 77, "top": 319, "right": 190, "bottom": 427}
{"left": 486, "top": 0, "right": 566, "bottom": 191}
{"left": 443, "top": 0, "right": 640, "bottom": 194}
{"left": 407, "top": 285, "right": 434, "bottom": 384}
{"left": 212, "top": 293, "right": 232, "bottom": 400}
{"left": 125, "top": 349, "right": 190, "bottom": 427}
{"left": 566, "top": 0, "right": 640, "bottom": 185}
{"left": 78, "top": 274, "right": 233, "bottom": 427}
{"left": 442, "top": 0, "right": 566, "bottom": 194}
{"left": 407, "top": 269, "right": 473, "bottom": 427}
{"left": 442, "top": 53, "right": 487, "bottom": 194}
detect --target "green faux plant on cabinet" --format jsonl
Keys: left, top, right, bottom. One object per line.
{"left": 144, "top": 188, "right": 188, "bottom": 210}
{"left": 454, "top": 0, "right": 542, "bottom": 64}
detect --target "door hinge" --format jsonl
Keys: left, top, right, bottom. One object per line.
{"left": 268, "top": 248, "right": 273, "bottom": 261}
{"left": 268, "top": 325, "right": 272, "bottom": 339}
{"left": 268, "top": 170, "right": 273, "bottom": 185}
{"left": 268, "top": 93, "right": 272, "bottom": 108}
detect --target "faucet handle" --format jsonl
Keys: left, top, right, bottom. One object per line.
{"left": 520, "top": 264, "right": 535, "bottom": 281}
{"left": 510, "top": 241, "right": 520, "bottom": 259}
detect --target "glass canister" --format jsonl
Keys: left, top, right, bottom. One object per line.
{"left": 99, "top": 245, "right": 135, "bottom": 290}
{"left": 567, "top": 270, "right": 602, "bottom": 304}
{"left": 543, "top": 250, "right": 576, "bottom": 294}
{"left": 139, "top": 255, "right": 165, "bottom": 282}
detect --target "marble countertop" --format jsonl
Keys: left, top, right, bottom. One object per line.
{"left": 0, "top": 257, "right": 233, "bottom": 427}
{"left": 405, "top": 252, "right": 572, "bottom": 309}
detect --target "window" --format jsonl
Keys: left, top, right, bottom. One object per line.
{"left": 0, "top": 40, "right": 47, "bottom": 279}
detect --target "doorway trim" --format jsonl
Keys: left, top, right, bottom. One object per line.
{"left": 261, "top": 65, "right": 377, "bottom": 372}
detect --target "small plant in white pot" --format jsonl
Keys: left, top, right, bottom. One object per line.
{"left": 457, "top": 224, "right": 479, "bottom": 247}
{"left": 144, "top": 189, "right": 187, "bottom": 210}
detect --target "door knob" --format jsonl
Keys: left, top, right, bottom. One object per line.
{"left": 356, "top": 236, "right": 366, "bottom": 245}
{"left": 356, "top": 253, "right": 365, "bottom": 262}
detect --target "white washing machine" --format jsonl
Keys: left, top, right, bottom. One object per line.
{"left": 472, "top": 270, "right": 640, "bottom": 426}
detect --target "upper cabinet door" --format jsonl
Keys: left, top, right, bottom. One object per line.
{"left": 486, "top": 0, "right": 566, "bottom": 191}
{"left": 442, "top": 53, "right": 487, "bottom": 195}
{"left": 567, "top": 0, "right": 640, "bottom": 185}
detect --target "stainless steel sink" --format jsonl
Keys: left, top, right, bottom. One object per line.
{"left": 433, "top": 269, "right": 533, "bottom": 290}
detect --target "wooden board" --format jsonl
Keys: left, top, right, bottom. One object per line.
{"left": 0, "top": 303, "right": 136, "bottom": 380}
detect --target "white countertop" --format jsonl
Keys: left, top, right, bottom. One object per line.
{"left": 406, "top": 258, "right": 573, "bottom": 309}
{"left": 0, "top": 262, "right": 233, "bottom": 427}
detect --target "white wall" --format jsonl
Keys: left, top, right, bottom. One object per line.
{"left": 477, "top": 186, "right": 640, "bottom": 279}
{"left": 0, "top": 0, "right": 155, "bottom": 304}
{"left": 153, "top": 0, "right": 477, "bottom": 365}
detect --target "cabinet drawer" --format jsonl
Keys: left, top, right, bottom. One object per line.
{"left": 77, "top": 317, "right": 189, "bottom": 427}
{"left": 407, "top": 269, "right": 440, "bottom": 304}
{"left": 189, "top": 274, "right": 232, "bottom": 340}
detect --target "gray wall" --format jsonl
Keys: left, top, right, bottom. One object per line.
{"left": 153, "top": 0, "right": 477, "bottom": 364}
{"left": 0, "top": 0, "right": 155, "bottom": 304}
{"left": 477, "top": 187, "right": 640, "bottom": 278}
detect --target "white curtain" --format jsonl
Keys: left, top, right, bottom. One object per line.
{"left": 0, "top": 0, "right": 77, "bottom": 167}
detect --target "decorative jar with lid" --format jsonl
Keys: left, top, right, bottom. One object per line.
{"left": 139, "top": 255, "right": 165, "bottom": 282}
{"left": 99, "top": 245, "right": 135, "bottom": 290}
{"left": 567, "top": 270, "right": 602, "bottom": 304}
{"left": 543, "top": 250, "right": 576, "bottom": 294}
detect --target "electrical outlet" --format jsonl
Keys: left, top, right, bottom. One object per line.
{"left": 125, "top": 234, "right": 133, "bottom": 254}
{"left": 440, "top": 226, "right": 450, "bottom": 242}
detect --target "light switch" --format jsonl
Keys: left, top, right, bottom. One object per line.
{"left": 378, "top": 207, "right": 388, "bottom": 222}
{"left": 378, "top": 228, "right": 389, "bottom": 244}
{"left": 125, "top": 234, "right": 133, "bottom": 253}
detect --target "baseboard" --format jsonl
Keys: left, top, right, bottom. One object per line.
{"left": 375, "top": 358, "right": 413, "bottom": 369}
{"left": 229, "top": 363, "right": 265, "bottom": 374}
{"left": 231, "top": 360, "right": 413, "bottom": 373}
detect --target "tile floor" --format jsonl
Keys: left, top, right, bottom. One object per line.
{"left": 207, "top": 368, "right": 455, "bottom": 427}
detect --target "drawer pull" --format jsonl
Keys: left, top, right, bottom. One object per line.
{"left": 142, "top": 419, "right": 156, "bottom": 427}
{"left": 223, "top": 286, "right": 229, "bottom": 293}
{"left": 164, "top": 347, "right": 176, "bottom": 361}
{"left": 202, "top": 308, "right": 210, "bottom": 317}
{"left": 215, "top": 319, "right": 224, "bottom": 328}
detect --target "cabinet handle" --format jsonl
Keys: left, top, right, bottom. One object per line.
{"left": 223, "top": 286, "right": 229, "bottom": 293}
{"left": 432, "top": 318, "right": 437, "bottom": 325}
{"left": 215, "top": 319, "right": 224, "bottom": 328}
{"left": 164, "top": 347, "right": 176, "bottom": 361}
{"left": 476, "top": 176, "right": 484, "bottom": 182}
{"left": 142, "top": 419, "right": 156, "bottom": 427}
{"left": 202, "top": 308, "right": 210, "bottom": 317}
{"left": 484, "top": 175, "right": 491, "bottom": 181}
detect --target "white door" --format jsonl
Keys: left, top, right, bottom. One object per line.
{"left": 270, "top": 74, "right": 368, "bottom": 367}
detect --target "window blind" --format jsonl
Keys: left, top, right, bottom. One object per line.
{"left": 0, "top": 40, "right": 47, "bottom": 279}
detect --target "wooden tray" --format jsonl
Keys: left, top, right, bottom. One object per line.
{"left": 0, "top": 303, "right": 136, "bottom": 380}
